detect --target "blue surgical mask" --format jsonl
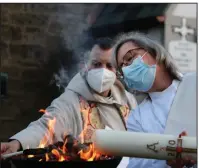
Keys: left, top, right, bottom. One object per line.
{"left": 122, "top": 54, "right": 156, "bottom": 92}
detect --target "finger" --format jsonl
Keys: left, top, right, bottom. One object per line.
{"left": 0, "top": 143, "right": 8, "bottom": 153}
{"left": 1, "top": 148, "right": 13, "bottom": 155}
{"left": 180, "top": 131, "right": 188, "bottom": 136}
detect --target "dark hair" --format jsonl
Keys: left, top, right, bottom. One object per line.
{"left": 94, "top": 37, "right": 113, "bottom": 50}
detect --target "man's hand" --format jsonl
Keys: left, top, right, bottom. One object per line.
{"left": 1, "top": 140, "right": 21, "bottom": 157}
{"left": 166, "top": 131, "right": 197, "bottom": 168}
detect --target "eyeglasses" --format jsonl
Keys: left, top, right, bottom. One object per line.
{"left": 121, "top": 47, "right": 143, "bottom": 67}
{"left": 118, "top": 47, "right": 146, "bottom": 77}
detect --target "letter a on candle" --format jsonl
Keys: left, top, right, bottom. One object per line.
{"left": 147, "top": 142, "right": 159, "bottom": 153}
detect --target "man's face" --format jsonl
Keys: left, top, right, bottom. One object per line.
{"left": 88, "top": 45, "right": 116, "bottom": 73}
{"left": 117, "top": 41, "right": 157, "bottom": 73}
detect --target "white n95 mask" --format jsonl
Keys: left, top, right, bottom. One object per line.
{"left": 86, "top": 68, "right": 116, "bottom": 93}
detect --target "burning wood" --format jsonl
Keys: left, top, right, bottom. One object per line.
{"left": 3, "top": 134, "right": 113, "bottom": 162}
{"left": 2, "top": 109, "right": 114, "bottom": 162}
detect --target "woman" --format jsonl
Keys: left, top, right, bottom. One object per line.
{"left": 111, "top": 32, "right": 196, "bottom": 168}
{"left": 1, "top": 38, "right": 137, "bottom": 158}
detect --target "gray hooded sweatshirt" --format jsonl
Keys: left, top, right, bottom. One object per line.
{"left": 11, "top": 72, "right": 137, "bottom": 150}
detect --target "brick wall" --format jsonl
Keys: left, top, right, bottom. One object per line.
{"left": 0, "top": 4, "right": 94, "bottom": 141}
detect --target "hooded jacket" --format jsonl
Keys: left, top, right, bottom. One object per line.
{"left": 11, "top": 72, "right": 137, "bottom": 149}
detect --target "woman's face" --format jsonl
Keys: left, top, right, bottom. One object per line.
{"left": 117, "top": 41, "right": 156, "bottom": 71}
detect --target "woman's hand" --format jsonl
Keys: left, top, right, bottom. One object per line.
{"left": 166, "top": 131, "right": 196, "bottom": 168}
{"left": 167, "top": 156, "right": 196, "bottom": 168}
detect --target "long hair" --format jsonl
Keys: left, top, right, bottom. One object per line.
{"left": 112, "top": 31, "right": 182, "bottom": 81}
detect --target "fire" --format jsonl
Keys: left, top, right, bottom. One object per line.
{"left": 59, "top": 156, "right": 66, "bottom": 162}
{"left": 45, "top": 154, "right": 49, "bottom": 161}
{"left": 52, "top": 149, "right": 61, "bottom": 160}
{"left": 38, "top": 117, "right": 56, "bottom": 148}
{"left": 38, "top": 109, "right": 56, "bottom": 148}
{"left": 39, "top": 109, "right": 47, "bottom": 114}
{"left": 25, "top": 108, "right": 109, "bottom": 162}
{"left": 27, "top": 155, "right": 34, "bottom": 158}
{"left": 79, "top": 144, "right": 100, "bottom": 161}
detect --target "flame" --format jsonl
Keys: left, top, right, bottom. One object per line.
{"left": 39, "top": 135, "right": 48, "bottom": 148}
{"left": 76, "top": 106, "right": 102, "bottom": 161}
{"left": 27, "top": 155, "right": 34, "bottom": 158}
{"left": 52, "top": 149, "right": 61, "bottom": 160}
{"left": 38, "top": 117, "right": 56, "bottom": 148}
{"left": 27, "top": 107, "right": 108, "bottom": 162}
{"left": 79, "top": 144, "right": 100, "bottom": 161}
{"left": 45, "top": 153, "right": 49, "bottom": 161}
{"left": 59, "top": 156, "right": 66, "bottom": 162}
{"left": 39, "top": 109, "right": 47, "bottom": 114}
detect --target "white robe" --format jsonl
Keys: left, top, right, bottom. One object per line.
{"left": 126, "top": 72, "right": 196, "bottom": 168}
{"left": 164, "top": 72, "right": 196, "bottom": 136}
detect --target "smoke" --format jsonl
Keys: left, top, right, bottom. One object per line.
{"left": 50, "top": 67, "right": 69, "bottom": 90}
{"left": 49, "top": 4, "right": 97, "bottom": 91}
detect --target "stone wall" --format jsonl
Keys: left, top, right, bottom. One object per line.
{"left": 0, "top": 4, "right": 94, "bottom": 141}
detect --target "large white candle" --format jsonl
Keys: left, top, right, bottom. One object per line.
{"left": 93, "top": 130, "right": 197, "bottom": 161}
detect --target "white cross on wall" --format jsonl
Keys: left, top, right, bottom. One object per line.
{"left": 174, "top": 18, "right": 194, "bottom": 41}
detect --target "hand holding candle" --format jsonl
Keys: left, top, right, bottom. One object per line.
{"left": 166, "top": 131, "right": 197, "bottom": 168}
{"left": 93, "top": 130, "right": 197, "bottom": 161}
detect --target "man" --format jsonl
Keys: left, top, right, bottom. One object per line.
{"left": 1, "top": 38, "right": 137, "bottom": 166}
{"left": 111, "top": 32, "right": 196, "bottom": 168}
